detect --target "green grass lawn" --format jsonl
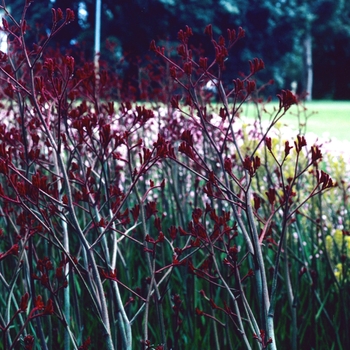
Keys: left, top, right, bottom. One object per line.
{"left": 243, "top": 100, "right": 350, "bottom": 141}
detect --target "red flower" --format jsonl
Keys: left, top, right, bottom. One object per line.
{"left": 168, "top": 226, "right": 177, "bottom": 240}
{"left": 249, "top": 58, "right": 265, "bottom": 74}
{"left": 266, "top": 188, "right": 276, "bottom": 206}
{"left": 145, "top": 201, "right": 158, "bottom": 219}
{"left": 65, "top": 8, "right": 75, "bottom": 24}
{"left": 311, "top": 145, "right": 322, "bottom": 164}
{"left": 294, "top": 135, "right": 307, "bottom": 153}
{"left": 277, "top": 90, "right": 297, "bottom": 111}
{"left": 35, "top": 295, "right": 45, "bottom": 310}
{"left": 24, "top": 335, "right": 35, "bottom": 350}
{"left": 284, "top": 141, "right": 293, "bottom": 158}
{"left": 265, "top": 137, "right": 272, "bottom": 151}
{"left": 44, "top": 299, "right": 54, "bottom": 315}
{"left": 204, "top": 24, "right": 213, "bottom": 38}
{"left": 20, "top": 292, "right": 30, "bottom": 312}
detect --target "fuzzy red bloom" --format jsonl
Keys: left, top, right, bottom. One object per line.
{"left": 44, "top": 299, "right": 54, "bottom": 315}
{"left": 145, "top": 201, "right": 158, "bottom": 219}
{"left": 277, "top": 89, "right": 297, "bottom": 111}
{"left": 181, "top": 130, "right": 194, "bottom": 147}
{"left": 249, "top": 58, "right": 265, "bottom": 74}
{"left": 311, "top": 145, "right": 322, "bottom": 164}
{"left": 65, "top": 8, "right": 75, "bottom": 23}
{"left": 294, "top": 135, "right": 307, "bottom": 153}
{"left": 284, "top": 141, "right": 293, "bottom": 158}
{"left": 24, "top": 335, "right": 35, "bottom": 350}
{"left": 243, "top": 155, "right": 260, "bottom": 176}
{"left": 35, "top": 295, "right": 45, "bottom": 310}
{"left": 253, "top": 193, "right": 261, "bottom": 211}
{"left": 168, "top": 226, "right": 177, "bottom": 240}
{"left": 199, "top": 57, "right": 208, "bottom": 70}
{"left": 204, "top": 24, "right": 213, "bottom": 38}
{"left": 266, "top": 188, "right": 276, "bottom": 205}
{"left": 20, "top": 292, "right": 30, "bottom": 312}
{"left": 265, "top": 137, "right": 272, "bottom": 151}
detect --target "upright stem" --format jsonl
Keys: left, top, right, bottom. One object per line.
{"left": 27, "top": 65, "right": 114, "bottom": 349}
{"left": 246, "top": 188, "right": 271, "bottom": 342}
{"left": 283, "top": 240, "right": 297, "bottom": 350}
{"left": 53, "top": 151, "right": 71, "bottom": 350}
{"left": 109, "top": 209, "right": 132, "bottom": 349}
{"left": 211, "top": 251, "right": 252, "bottom": 349}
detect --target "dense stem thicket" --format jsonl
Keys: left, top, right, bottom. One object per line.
{"left": 0, "top": 3, "right": 349, "bottom": 350}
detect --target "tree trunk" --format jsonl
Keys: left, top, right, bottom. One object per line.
{"left": 94, "top": 0, "right": 102, "bottom": 72}
{"left": 302, "top": 31, "right": 313, "bottom": 101}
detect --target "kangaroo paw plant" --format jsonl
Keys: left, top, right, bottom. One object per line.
{"left": 0, "top": 3, "right": 347, "bottom": 350}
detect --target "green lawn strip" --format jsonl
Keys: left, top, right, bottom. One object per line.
{"left": 243, "top": 100, "right": 350, "bottom": 141}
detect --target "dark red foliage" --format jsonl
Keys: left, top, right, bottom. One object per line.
{"left": 0, "top": 4, "right": 339, "bottom": 348}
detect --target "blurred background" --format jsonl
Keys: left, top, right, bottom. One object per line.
{"left": 2, "top": 0, "right": 350, "bottom": 100}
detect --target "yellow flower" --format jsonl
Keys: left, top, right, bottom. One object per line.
{"left": 334, "top": 263, "right": 343, "bottom": 282}
{"left": 334, "top": 270, "right": 341, "bottom": 282}
{"left": 325, "top": 235, "right": 333, "bottom": 258}
{"left": 334, "top": 229, "right": 343, "bottom": 251}
{"left": 345, "top": 236, "right": 350, "bottom": 259}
